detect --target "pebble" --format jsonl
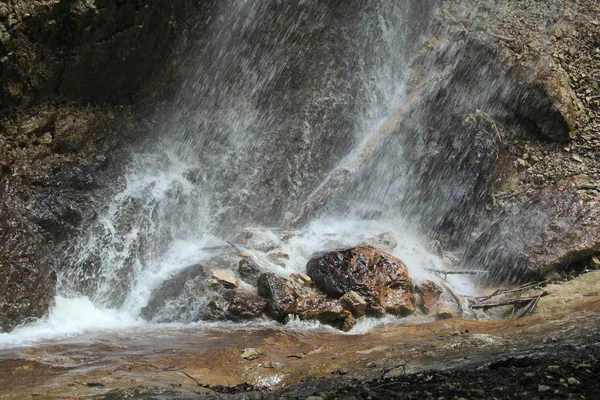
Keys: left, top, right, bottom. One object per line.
{"left": 538, "top": 385, "right": 551, "bottom": 392}
{"left": 241, "top": 348, "right": 259, "bottom": 360}
{"left": 567, "top": 377, "right": 580, "bottom": 385}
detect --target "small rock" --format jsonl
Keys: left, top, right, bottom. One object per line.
{"left": 210, "top": 269, "right": 239, "bottom": 288}
{"left": 364, "top": 231, "right": 398, "bottom": 251}
{"left": 590, "top": 256, "right": 600, "bottom": 270}
{"left": 241, "top": 348, "right": 259, "bottom": 360}
{"left": 538, "top": 385, "right": 551, "bottom": 392}
{"left": 290, "top": 272, "right": 312, "bottom": 287}
{"left": 366, "top": 362, "right": 377, "bottom": 368}
{"left": 340, "top": 291, "right": 367, "bottom": 317}
{"left": 567, "top": 377, "right": 580, "bottom": 385}
{"left": 571, "top": 154, "right": 583, "bottom": 163}
{"left": 435, "top": 308, "right": 459, "bottom": 320}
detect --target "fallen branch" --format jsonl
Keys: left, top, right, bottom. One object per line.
{"left": 180, "top": 370, "right": 269, "bottom": 393}
{"left": 282, "top": 67, "right": 451, "bottom": 229}
{"left": 438, "top": 280, "right": 464, "bottom": 314}
{"left": 471, "top": 296, "right": 542, "bottom": 309}
{"left": 486, "top": 31, "right": 517, "bottom": 42}
{"left": 475, "top": 280, "right": 549, "bottom": 302}
{"left": 515, "top": 294, "right": 543, "bottom": 319}
{"left": 380, "top": 357, "right": 415, "bottom": 378}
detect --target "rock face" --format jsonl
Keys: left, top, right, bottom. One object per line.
{"left": 306, "top": 246, "right": 415, "bottom": 317}
{"left": 0, "top": 199, "right": 56, "bottom": 332}
{"left": 464, "top": 183, "right": 600, "bottom": 283}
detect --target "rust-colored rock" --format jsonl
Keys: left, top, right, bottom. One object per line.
{"left": 415, "top": 280, "right": 444, "bottom": 315}
{"left": 340, "top": 291, "right": 367, "bottom": 318}
{"left": 294, "top": 297, "right": 356, "bottom": 331}
{"left": 306, "top": 246, "right": 415, "bottom": 317}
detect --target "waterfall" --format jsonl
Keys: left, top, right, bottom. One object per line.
{"left": 2, "top": 1, "right": 478, "bottom": 347}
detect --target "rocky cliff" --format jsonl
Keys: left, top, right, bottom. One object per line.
{"left": 0, "top": 0, "right": 213, "bottom": 332}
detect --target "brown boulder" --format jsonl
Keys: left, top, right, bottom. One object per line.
{"left": 340, "top": 291, "right": 367, "bottom": 318}
{"left": 415, "top": 280, "right": 444, "bottom": 315}
{"left": 202, "top": 290, "right": 267, "bottom": 322}
{"left": 306, "top": 246, "right": 415, "bottom": 317}
{"left": 257, "top": 272, "right": 297, "bottom": 321}
{"left": 295, "top": 297, "right": 356, "bottom": 332}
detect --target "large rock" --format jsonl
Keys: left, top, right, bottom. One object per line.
{"left": 140, "top": 264, "right": 206, "bottom": 321}
{"left": 306, "top": 246, "right": 415, "bottom": 317}
{"left": 294, "top": 297, "right": 356, "bottom": 332}
{"left": 464, "top": 183, "right": 600, "bottom": 283}
{"left": 257, "top": 272, "right": 297, "bottom": 321}
{"left": 202, "top": 289, "right": 267, "bottom": 322}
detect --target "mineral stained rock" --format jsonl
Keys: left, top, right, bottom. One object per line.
{"left": 306, "top": 246, "right": 415, "bottom": 317}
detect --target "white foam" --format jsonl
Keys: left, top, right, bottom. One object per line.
{"left": 0, "top": 296, "right": 141, "bottom": 349}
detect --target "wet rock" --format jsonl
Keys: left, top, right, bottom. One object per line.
{"left": 0, "top": 200, "right": 56, "bottom": 332}
{"left": 415, "top": 280, "right": 443, "bottom": 314}
{"left": 209, "top": 269, "right": 239, "bottom": 289}
{"left": 238, "top": 257, "right": 261, "bottom": 285}
{"left": 464, "top": 183, "right": 600, "bottom": 283}
{"left": 509, "top": 59, "right": 579, "bottom": 142}
{"left": 295, "top": 297, "right": 356, "bottom": 331}
{"left": 306, "top": 246, "right": 415, "bottom": 317}
{"left": 290, "top": 272, "right": 312, "bottom": 287}
{"left": 363, "top": 232, "right": 398, "bottom": 251}
{"left": 140, "top": 264, "right": 206, "bottom": 320}
{"left": 257, "top": 272, "right": 297, "bottom": 321}
{"left": 339, "top": 291, "right": 367, "bottom": 318}
{"left": 202, "top": 290, "right": 267, "bottom": 322}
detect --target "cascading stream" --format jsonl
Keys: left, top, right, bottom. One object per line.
{"left": 1, "top": 0, "right": 479, "bottom": 347}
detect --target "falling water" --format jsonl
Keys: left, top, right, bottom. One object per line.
{"left": 1, "top": 0, "right": 485, "bottom": 347}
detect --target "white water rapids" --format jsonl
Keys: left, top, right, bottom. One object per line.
{"left": 0, "top": 1, "right": 478, "bottom": 349}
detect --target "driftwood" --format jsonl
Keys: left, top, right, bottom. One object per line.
{"left": 282, "top": 67, "right": 451, "bottom": 229}
{"left": 427, "top": 268, "right": 489, "bottom": 280}
{"left": 475, "top": 280, "right": 549, "bottom": 302}
{"left": 515, "top": 294, "right": 543, "bottom": 319}
{"left": 471, "top": 297, "right": 540, "bottom": 309}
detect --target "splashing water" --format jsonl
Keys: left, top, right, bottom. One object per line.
{"left": 0, "top": 1, "right": 481, "bottom": 348}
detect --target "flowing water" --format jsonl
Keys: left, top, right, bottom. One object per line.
{"left": 0, "top": 0, "right": 482, "bottom": 348}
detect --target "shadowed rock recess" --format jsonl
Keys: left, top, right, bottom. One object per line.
{"left": 0, "top": 0, "right": 212, "bottom": 332}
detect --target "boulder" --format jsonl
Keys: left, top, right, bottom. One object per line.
{"left": 294, "top": 297, "right": 356, "bottom": 332}
{"left": 464, "top": 183, "right": 600, "bottom": 283}
{"left": 257, "top": 272, "right": 297, "bottom": 321}
{"left": 414, "top": 280, "right": 443, "bottom": 315}
{"left": 140, "top": 263, "right": 206, "bottom": 321}
{"left": 238, "top": 257, "right": 262, "bottom": 285}
{"left": 339, "top": 291, "right": 367, "bottom": 318}
{"left": 306, "top": 246, "right": 415, "bottom": 317}
{"left": 202, "top": 290, "right": 267, "bottom": 322}
{"left": 209, "top": 269, "right": 239, "bottom": 289}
